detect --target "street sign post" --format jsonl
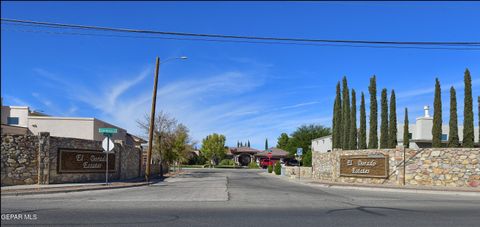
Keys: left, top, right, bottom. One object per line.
{"left": 267, "top": 149, "right": 273, "bottom": 170}
{"left": 296, "top": 148, "right": 303, "bottom": 180}
{"left": 296, "top": 148, "right": 303, "bottom": 157}
{"left": 99, "top": 128, "right": 118, "bottom": 134}
{"left": 99, "top": 128, "right": 117, "bottom": 185}
{"left": 102, "top": 137, "right": 114, "bottom": 152}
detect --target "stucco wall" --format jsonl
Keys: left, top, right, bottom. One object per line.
{"left": 5, "top": 106, "right": 29, "bottom": 127}
{"left": 25, "top": 117, "right": 127, "bottom": 142}
{"left": 28, "top": 117, "right": 95, "bottom": 141}
{"left": 311, "top": 136, "right": 332, "bottom": 154}
{"left": 312, "top": 148, "right": 479, "bottom": 188}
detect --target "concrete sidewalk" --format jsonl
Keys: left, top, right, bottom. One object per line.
{"left": 0, "top": 171, "right": 185, "bottom": 196}
{"left": 261, "top": 171, "right": 480, "bottom": 196}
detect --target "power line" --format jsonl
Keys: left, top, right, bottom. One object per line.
{"left": 3, "top": 27, "right": 480, "bottom": 51}
{"left": 2, "top": 18, "right": 480, "bottom": 47}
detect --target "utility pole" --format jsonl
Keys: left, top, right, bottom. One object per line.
{"left": 403, "top": 146, "right": 406, "bottom": 186}
{"left": 145, "top": 57, "right": 160, "bottom": 182}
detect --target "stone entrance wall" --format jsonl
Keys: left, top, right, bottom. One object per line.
{"left": 119, "top": 143, "right": 141, "bottom": 180}
{"left": 1, "top": 132, "right": 142, "bottom": 186}
{"left": 284, "top": 166, "right": 312, "bottom": 179}
{"left": 312, "top": 148, "right": 479, "bottom": 188}
{"left": 1, "top": 135, "right": 39, "bottom": 185}
{"left": 46, "top": 134, "right": 121, "bottom": 184}
{"left": 405, "top": 148, "right": 479, "bottom": 187}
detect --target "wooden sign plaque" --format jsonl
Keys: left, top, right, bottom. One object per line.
{"left": 339, "top": 155, "right": 389, "bottom": 178}
{"left": 58, "top": 149, "right": 115, "bottom": 173}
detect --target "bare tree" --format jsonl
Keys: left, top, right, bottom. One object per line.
{"left": 136, "top": 111, "right": 195, "bottom": 172}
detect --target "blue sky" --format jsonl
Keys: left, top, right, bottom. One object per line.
{"left": 1, "top": 2, "right": 479, "bottom": 149}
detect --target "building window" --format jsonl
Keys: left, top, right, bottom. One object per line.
{"left": 441, "top": 134, "right": 448, "bottom": 141}
{"left": 7, "top": 117, "right": 19, "bottom": 125}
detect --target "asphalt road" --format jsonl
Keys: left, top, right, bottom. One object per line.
{"left": 2, "top": 168, "right": 480, "bottom": 226}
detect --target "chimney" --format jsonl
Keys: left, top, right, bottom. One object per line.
{"left": 424, "top": 106, "right": 430, "bottom": 117}
{"left": 415, "top": 105, "right": 434, "bottom": 140}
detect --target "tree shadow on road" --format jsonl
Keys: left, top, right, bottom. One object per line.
{"left": 326, "top": 201, "right": 420, "bottom": 216}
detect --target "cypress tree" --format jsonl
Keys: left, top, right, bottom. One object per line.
{"left": 332, "top": 94, "right": 337, "bottom": 148}
{"left": 463, "top": 69, "right": 474, "bottom": 147}
{"left": 388, "top": 90, "right": 397, "bottom": 148}
{"left": 448, "top": 87, "right": 459, "bottom": 147}
{"left": 265, "top": 138, "right": 268, "bottom": 150}
{"left": 248, "top": 140, "right": 250, "bottom": 148}
{"left": 432, "top": 78, "right": 442, "bottom": 148}
{"left": 342, "top": 76, "right": 351, "bottom": 150}
{"left": 380, "top": 88, "right": 389, "bottom": 149}
{"left": 358, "top": 92, "right": 367, "bottom": 149}
{"left": 350, "top": 89, "right": 357, "bottom": 150}
{"left": 403, "top": 108, "right": 410, "bottom": 148}
{"left": 478, "top": 96, "right": 480, "bottom": 143}
{"left": 332, "top": 82, "right": 342, "bottom": 149}
{"left": 237, "top": 141, "right": 240, "bottom": 147}
{"left": 368, "top": 76, "right": 378, "bottom": 149}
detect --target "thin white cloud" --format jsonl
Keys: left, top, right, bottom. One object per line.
{"left": 105, "top": 68, "right": 150, "bottom": 112}
{"left": 222, "top": 110, "right": 259, "bottom": 117}
{"left": 397, "top": 78, "right": 480, "bottom": 100}
{"left": 33, "top": 66, "right": 270, "bottom": 141}
{"left": 279, "top": 101, "right": 321, "bottom": 110}
{"left": 67, "top": 105, "right": 78, "bottom": 115}
{"left": 31, "top": 92, "right": 52, "bottom": 107}
{"left": 30, "top": 61, "right": 332, "bottom": 148}
{"left": 3, "top": 95, "right": 31, "bottom": 107}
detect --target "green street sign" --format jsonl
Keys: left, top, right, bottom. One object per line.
{"left": 99, "top": 128, "right": 118, "bottom": 134}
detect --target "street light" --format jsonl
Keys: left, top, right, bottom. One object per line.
{"left": 145, "top": 56, "right": 187, "bottom": 182}
{"left": 162, "top": 56, "right": 188, "bottom": 64}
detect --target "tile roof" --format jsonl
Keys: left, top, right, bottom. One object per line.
{"left": 255, "top": 147, "right": 290, "bottom": 157}
{"left": 228, "top": 146, "right": 261, "bottom": 154}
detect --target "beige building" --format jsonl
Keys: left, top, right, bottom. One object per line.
{"left": 311, "top": 135, "right": 333, "bottom": 154}
{"left": 1, "top": 105, "right": 127, "bottom": 142}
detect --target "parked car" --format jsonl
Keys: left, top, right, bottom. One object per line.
{"left": 284, "top": 159, "right": 300, "bottom": 166}
{"left": 260, "top": 159, "right": 278, "bottom": 169}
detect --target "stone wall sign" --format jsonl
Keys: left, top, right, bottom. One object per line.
{"left": 58, "top": 149, "right": 115, "bottom": 173}
{"left": 340, "top": 155, "right": 388, "bottom": 178}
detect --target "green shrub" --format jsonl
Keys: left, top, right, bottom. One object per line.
{"left": 197, "top": 156, "right": 207, "bottom": 165}
{"left": 215, "top": 165, "right": 236, "bottom": 168}
{"left": 219, "top": 159, "right": 235, "bottom": 166}
{"left": 267, "top": 164, "right": 273, "bottom": 173}
{"left": 179, "top": 165, "right": 204, "bottom": 168}
{"left": 274, "top": 161, "right": 281, "bottom": 175}
{"left": 248, "top": 162, "right": 259, "bottom": 169}
{"left": 203, "top": 163, "right": 214, "bottom": 168}
{"left": 302, "top": 151, "right": 312, "bottom": 167}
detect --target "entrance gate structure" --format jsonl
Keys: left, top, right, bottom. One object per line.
{"left": 228, "top": 147, "right": 261, "bottom": 166}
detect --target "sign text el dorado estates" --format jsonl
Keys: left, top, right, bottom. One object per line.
{"left": 58, "top": 149, "right": 115, "bottom": 173}
{"left": 340, "top": 155, "right": 389, "bottom": 178}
